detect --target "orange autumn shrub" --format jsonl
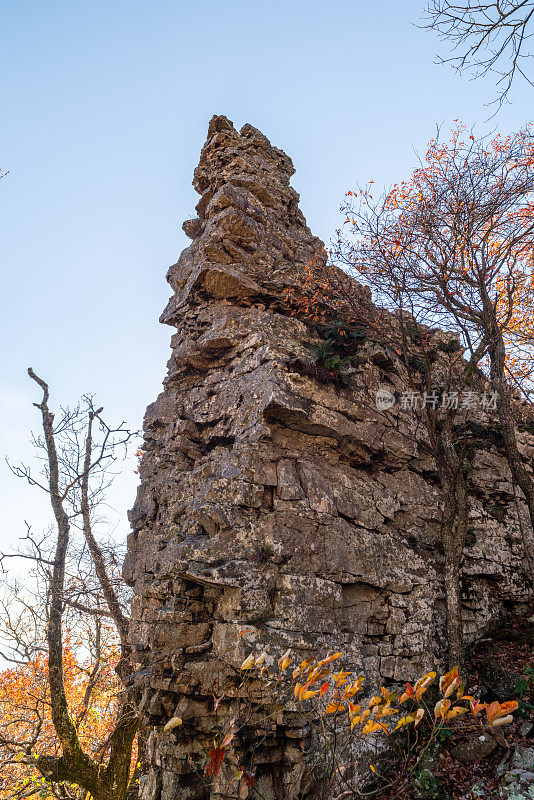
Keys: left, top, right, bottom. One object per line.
{"left": 186, "top": 641, "right": 518, "bottom": 796}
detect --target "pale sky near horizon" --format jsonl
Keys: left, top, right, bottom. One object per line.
{"left": 1, "top": 0, "right": 533, "bottom": 565}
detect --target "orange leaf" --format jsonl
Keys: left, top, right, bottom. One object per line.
{"left": 486, "top": 700, "right": 518, "bottom": 724}
{"left": 205, "top": 747, "right": 225, "bottom": 777}
{"left": 439, "top": 666, "right": 460, "bottom": 699}
{"left": 398, "top": 683, "right": 414, "bottom": 704}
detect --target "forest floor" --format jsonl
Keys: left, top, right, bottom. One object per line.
{"left": 377, "top": 610, "right": 534, "bottom": 800}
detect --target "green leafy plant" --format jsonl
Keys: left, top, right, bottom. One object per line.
{"left": 310, "top": 340, "right": 352, "bottom": 382}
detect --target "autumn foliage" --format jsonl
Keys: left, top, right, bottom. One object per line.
{"left": 0, "top": 627, "right": 136, "bottom": 799}
{"left": 337, "top": 122, "right": 534, "bottom": 396}
{"left": 168, "top": 636, "right": 518, "bottom": 798}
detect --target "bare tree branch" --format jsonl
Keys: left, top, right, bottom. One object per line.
{"left": 423, "top": 0, "right": 534, "bottom": 106}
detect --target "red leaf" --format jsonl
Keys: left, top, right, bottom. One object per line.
{"left": 205, "top": 747, "right": 225, "bottom": 777}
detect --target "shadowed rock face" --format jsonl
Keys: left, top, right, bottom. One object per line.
{"left": 124, "top": 116, "right": 533, "bottom": 800}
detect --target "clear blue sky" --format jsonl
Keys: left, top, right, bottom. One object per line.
{"left": 1, "top": 0, "right": 532, "bottom": 557}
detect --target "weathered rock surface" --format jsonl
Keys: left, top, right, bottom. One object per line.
{"left": 497, "top": 745, "right": 534, "bottom": 799}
{"left": 124, "top": 115, "right": 534, "bottom": 800}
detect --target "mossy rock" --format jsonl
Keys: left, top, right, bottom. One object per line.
{"left": 450, "top": 733, "right": 497, "bottom": 763}
{"left": 414, "top": 742, "right": 448, "bottom": 799}
{"left": 479, "top": 657, "right": 524, "bottom": 701}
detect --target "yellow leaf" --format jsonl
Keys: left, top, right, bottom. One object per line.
{"left": 333, "top": 669, "right": 352, "bottom": 685}
{"left": 444, "top": 706, "right": 468, "bottom": 720}
{"left": 324, "top": 702, "right": 346, "bottom": 715}
{"left": 240, "top": 654, "right": 255, "bottom": 670}
{"left": 320, "top": 652, "right": 343, "bottom": 665}
{"left": 349, "top": 701, "right": 362, "bottom": 729}
{"left": 374, "top": 703, "right": 397, "bottom": 719}
{"left": 490, "top": 714, "right": 514, "bottom": 727}
{"left": 231, "top": 770, "right": 243, "bottom": 785}
{"left": 293, "top": 658, "right": 313, "bottom": 679}
{"left": 300, "top": 689, "right": 320, "bottom": 701}
{"left": 380, "top": 686, "right": 396, "bottom": 703}
{"left": 343, "top": 677, "right": 365, "bottom": 698}
{"left": 362, "top": 720, "right": 388, "bottom": 734}
{"left": 163, "top": 716, "right": 182, "bottom": 732}
{"left": 434, "top": 698, "right": 449, "bottom": 719}
{"left": 439, "top": 666, "right": 460, "bottom": 699}
{"left": 415, "top": 671, "right": 436, "bottom": 700}
{"left": 394, "top": 715, "right": 415, "bottom": 730}
{"left": 278, "top": 649, "right": 292, "bottom": 673}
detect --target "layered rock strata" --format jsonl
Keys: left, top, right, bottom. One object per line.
{"left": 124, "top": 115, "right": 533, "bottom": 800}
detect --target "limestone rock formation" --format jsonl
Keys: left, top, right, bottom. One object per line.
{"left": 124, "top": 116, "right": 533, "bottom": 800}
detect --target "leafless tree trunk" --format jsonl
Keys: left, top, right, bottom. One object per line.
{"left": 4, "top": 370, "right": 140, "bottom": 800}
{"left": 436, "top": 415, "right": 469, "bottom": 669}
{"left": 80, "top": 407, "right": 131, "bottom": 680}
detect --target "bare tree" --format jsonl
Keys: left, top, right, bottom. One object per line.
{"left": 1, "top": 370, "right": 140, "bottom": 800}
{"left": 424, "top": 0, "right": 534, "bottom": 105}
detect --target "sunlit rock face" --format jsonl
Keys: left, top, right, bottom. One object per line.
{"left": 124, "top": 116, "right": 533, "bottom": 800}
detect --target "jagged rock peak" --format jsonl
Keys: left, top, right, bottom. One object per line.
{"left": 193, "top": 114, "right": 296, "bottom": 204}
{"left": 161, "top": 115, "right": 326, "bottom": 326}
